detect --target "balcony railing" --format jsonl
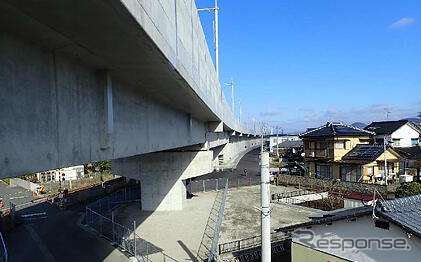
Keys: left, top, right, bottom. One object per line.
{"left": 305, "top": 148, "right": 333, "bottom": 159}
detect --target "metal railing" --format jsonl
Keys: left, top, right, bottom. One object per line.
{"left": 42, "top": 172, "right": 114, "bottom": 193}
{"left": 0, "top": 230, "right": 7, "bottom": 262}
{"left": 8, "top": 198, "right": 48, "bottom": 224}
{"left": 190, "top": 177, "right": 260, "bottom": 194}
{"left": 85, "top": 186, "right": 177, "bottom": 261}
{"left": 218, "top": 231, "right": 288, "bottom": 255}
{"left": 197, "top": 179, "right": 229, "bottom": 262}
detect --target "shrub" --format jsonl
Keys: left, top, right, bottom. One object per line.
{"left": 395, "top": 182, "right": 421, "bottom": 198}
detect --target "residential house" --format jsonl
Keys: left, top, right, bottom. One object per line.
{"left": 301, "top": 122, "right": 400, "bottom": 183}
{"left": 269, "top": 134, "right": 300, "bottom": 153}
{"left": 339, "top": 144, "right": 401, "bottom": 184}
{"left": 365, "top": 120, "right": 421, "bottom": 147}
{"left": 301, "top": 122, "right": 373, "bottom": 180}
{"left": 280, "top": 195, "right": 421, "bottom": 262}
{"left": 394, "top": 146, "right": 421, "bottom": 182}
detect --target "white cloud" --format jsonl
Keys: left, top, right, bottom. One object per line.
{"left": 389, "top": 17, "right": 415, "bottom": 29}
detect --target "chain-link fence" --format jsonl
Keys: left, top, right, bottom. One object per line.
{"left": 190, "top": 176, "right": 260, "bottom": 194}
{"left": 43, "top": 172, "right": 114, "bottom": 193}
{"left": 85, "top": 186, "right": 177, "bottom": 261}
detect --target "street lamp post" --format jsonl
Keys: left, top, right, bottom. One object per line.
{"left": 383, "top": 135, "right": 390, "bottom": 186}
{"left": 198, "top": 0, "right": 219, "bottom": 78}
{"left": 276, "top": 126, "right": 279, "bottom": 160}
{"left": 224, "top": 78, "right": 235, "bottom": 114}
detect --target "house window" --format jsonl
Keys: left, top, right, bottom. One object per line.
{"left": 379, "top": 163, "right": 395, "bottom": 175}
{"left": 316, "top": 164, "right": 333, "bottom": 179}
{"left": 366, "top": 166, "right": 373, "bottom": 176}
{"left": 392, "top": 138, "right": 401, "bottom": 146}
{"left": 359, "top": 139, "right": 370, "bottom": 144}
{"left": 340, "top": 166, "right": 362, "bottom": 182}
{"left": 411, "top": 138, "right": 419, "bottom": 146}
{"left": 335, "top": 142, "right": 345, "bottom": 149}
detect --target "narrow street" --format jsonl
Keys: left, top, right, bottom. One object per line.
{"left": 194, "top": 148, "right": 262, "bottom": 182}
{"left": 5, "top": 202, "right": 129, "bottom": 262}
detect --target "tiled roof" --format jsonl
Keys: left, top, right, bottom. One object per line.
{"left": 300, "top": 122, "right": 374, "bottom": 138}
{"left": 279, "top": 195, "right": 421, "bottom": 239}
{"left": 274, "top": 140, "right": 303, "bottom": 149}
{"left": 341, "top": 144, "right": 385, "bottom": 162}
{"left": 277, "top": 206, "right": 372, "bottom": 232}
{"left": 365, "top": 120, "right": 408, "bottom": 135}
{"left": 376, "top": 194, "right": 421, "bottom": 238}
{"left": 394, "top": 146, "right": 421, "bottom": 160}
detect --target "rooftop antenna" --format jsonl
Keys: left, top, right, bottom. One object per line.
{"left": 385, "top": 108, "right": 391, "bottom": 120}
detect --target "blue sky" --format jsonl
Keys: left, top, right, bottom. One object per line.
{"left": 198, "top": 0, "right": 421, "bottom": 132}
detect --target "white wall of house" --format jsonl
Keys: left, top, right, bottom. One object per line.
{"left": 375, "top": 124, "right": 420, "bottom": 147}
{"left": 292, "top": 215, "right": 421, "bottom": 262}
{"left": 37, "top": 165, "right": 84, "bottom": 182}
{"left": 269, "top": 135, "right": 300, "bottom": 152}
{"left": 391, "top": 124, "right": 420, "bottom": 147}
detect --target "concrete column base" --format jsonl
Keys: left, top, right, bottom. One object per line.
{"left": 112, "top": 151, "right": 213, "bottom": 211}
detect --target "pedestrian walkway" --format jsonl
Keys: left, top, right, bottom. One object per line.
{"left": 115, "top": 191, "right": 218, "bottom": 261}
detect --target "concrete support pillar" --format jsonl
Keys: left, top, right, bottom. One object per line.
{"left": 112, "top": 151, "right": 213, "bottom": 211}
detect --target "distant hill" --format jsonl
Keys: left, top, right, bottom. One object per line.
{"left": 400, "top": 117, "right": 421, "bottom": 123}
{"left": 351, "top": 122, "right": 367, "bottom": 129}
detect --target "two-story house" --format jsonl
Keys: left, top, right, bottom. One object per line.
{"left": 365, "top": 120, "right": 421, "bottom": 147}
{"left": 300, "top": 122, "right": 401, "bottom": 183}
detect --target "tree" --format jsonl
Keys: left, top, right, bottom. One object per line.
{"left": 85, "top": 160, "right": 111, "bottom": 173}
{"left": 395, "top": 182, "right": 421, "bottom": 198}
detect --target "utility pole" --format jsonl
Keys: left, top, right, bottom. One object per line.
{"left": 383, "top": 135, "right": 388, "bottom": 186}
{"left": 276, "top": 126, "right": 279, "bottom": 160}
{"left": 198, "top": 0, "right": 219, "bottom": 78}
{"left": 260, "top": 125, "right": 271, "bottom": 262}
{"left": 224, "top": 78, "right": 234, "bottom": 114}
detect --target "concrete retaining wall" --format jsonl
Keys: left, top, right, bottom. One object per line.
{"left": 9, "top": 178, "right": 38, "bottom": 191}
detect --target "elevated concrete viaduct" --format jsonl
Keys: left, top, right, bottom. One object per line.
{"left": 0, "top": 0, "right": 260, "bottom": 210}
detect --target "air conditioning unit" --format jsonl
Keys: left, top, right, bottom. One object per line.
{"left": 400, "top": 175, "right": 413, "bottom": 183}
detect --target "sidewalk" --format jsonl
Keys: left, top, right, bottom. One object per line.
{"left": 115, "top": 191, "right": 218, "bottom": 261}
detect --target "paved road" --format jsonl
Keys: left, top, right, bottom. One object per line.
{"left": 0, "top": 180, "right": 34, "bottom": 207}
{"left": 193, "top": 148, "right": 261, "bottom": 182}
{"left": 5, "top": 201, "right": 130, "bottom": 262}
